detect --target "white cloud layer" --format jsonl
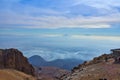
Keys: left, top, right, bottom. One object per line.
{"left": 0, "top": 12, "right": 120, "bottom": 29}
{"left": 23, "top": 47, "right": 98, "bottom": 61}
{"left": 71, "top": 35, "right": 120, "bottom": 41}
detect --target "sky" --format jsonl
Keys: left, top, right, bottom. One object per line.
{"left": 0, "top": 0, "right": 120, "bottom": 61}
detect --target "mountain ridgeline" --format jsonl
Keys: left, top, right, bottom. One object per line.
{"left": 28, "top": 55, "right": 83, "bottom": 70}
{"left": 1, "top": 48, "right": 120, "bottom": 80}
{"left": 61, "top": 49, "right": 120, "bottom": 80}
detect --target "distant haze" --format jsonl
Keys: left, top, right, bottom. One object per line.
{"left": 0, "top": 28, "right": 120, "bottom": 61}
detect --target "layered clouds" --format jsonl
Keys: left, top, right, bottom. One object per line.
{"left": 22, "top": 47, "right": 100, "bottom": 61}
{"left": 0, "top": 30, "right": 120, "bottom": 60}
{"left": 0, "top": 0, "right": 120, "bottom": 29}
{"left": 0, "top": 0, "right": 120, "bottom": 60}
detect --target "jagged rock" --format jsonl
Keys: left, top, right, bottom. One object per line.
{"left": 72, "top": 49, "right": 120, "bottom": 72}
{"left": 111, "top": 49, "right": 120, "bottom": 63}
{"left": 62, "top": 49, "right": 120, "bottom": 80}
{"left": 0, "top": 48, "right": 35, "bottom": 76}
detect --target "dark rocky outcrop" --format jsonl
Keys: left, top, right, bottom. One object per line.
{"left": 0, "top": 48, "right": 35, "bottom": 76}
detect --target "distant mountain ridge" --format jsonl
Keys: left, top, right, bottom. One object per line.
{"left": 28, "top": 55, "right": 83, "bottom": 70}
{"left": 29, "top": 55, "right": 46, "bottom": 66}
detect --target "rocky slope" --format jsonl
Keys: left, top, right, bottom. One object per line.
{"left": 0, "top": 69, "right": 36, "bottom": 80}
{"left": 61, "top": 49, "right": 120, "bottom": 80}
{"left": 35, "top": 66, "right": 70, "bottom": 80}
{"left": 0, "top": 48, "right": 35, "bottom": 76}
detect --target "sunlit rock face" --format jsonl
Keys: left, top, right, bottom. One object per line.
{"left": 0, "top": 48, "right": 35, "bottom": 76}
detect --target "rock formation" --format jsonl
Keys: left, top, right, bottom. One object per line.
{"left": 0, "top": 48, "right": 35, "bottom": 76}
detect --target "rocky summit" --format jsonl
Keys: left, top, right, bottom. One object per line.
{"left": 0, "top": 48, "right": 35, "bottom": 76}
{"left": 61, "top": 49, "right": 120, "bottom": 80}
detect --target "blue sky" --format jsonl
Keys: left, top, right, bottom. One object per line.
{"left": 0, "top": 0, "right": 120, "bottom": 37}
{"left": 0, "top": 0, "right": 120, "bottom": 60}
{"left": 0, "top": 0, "right": 120, "bottom": 29}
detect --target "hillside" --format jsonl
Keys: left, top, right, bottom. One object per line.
{"left": 35, "top": 66, "right": 69, "bottom": 80}
{"left": 61, "top": 49, "right": 120, "bottom": 80}
{"left": 0, "top": 69, "right": 36, "bottom": 80}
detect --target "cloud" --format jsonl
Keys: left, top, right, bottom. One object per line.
{"left": 71, "top": 35, "right": 120, "bottom": 41}
{"left": 0, "top": 12, "right": 120, "bottom": 29}
{"left": 73, "top": 0, "right": 120, "bottom": 9}
{"left": 73, "top": 0, "right": 120, "bottom": 15}
{"left": 39, "top": 34, "right": 63, "bottom": 37}
{"left": 23, "top": 47, "right": 98, "bottom": 61}
{"left": 0, "top": 0, "right": 120, "bottom": 29}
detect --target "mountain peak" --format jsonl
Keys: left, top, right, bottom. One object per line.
{"left": 29, "top": 55, "right": 45, "bottom": 60}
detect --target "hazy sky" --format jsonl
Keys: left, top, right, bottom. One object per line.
{"left": 0, "top": 0, "right": 120, "bottom": 60}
